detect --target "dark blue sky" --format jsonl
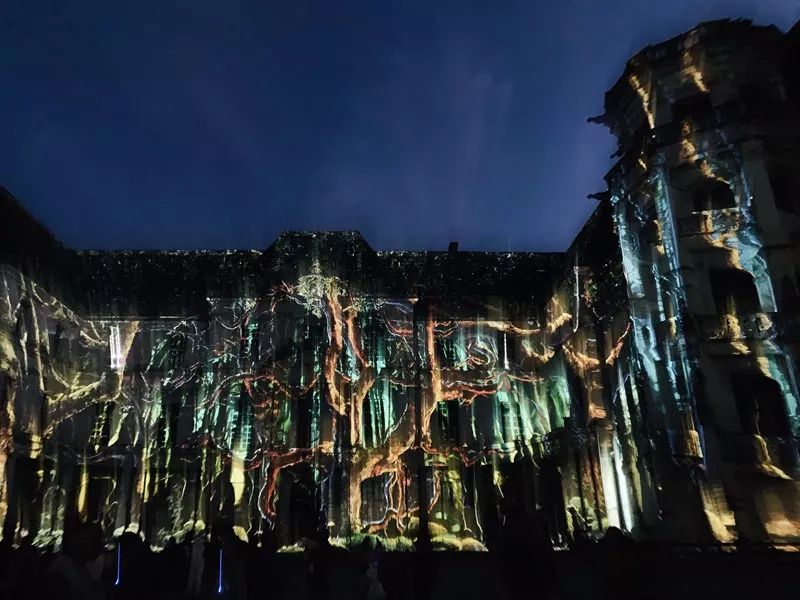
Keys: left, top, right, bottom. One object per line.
{"left": 2, "top": 1, "right": 798, "bottom": 251}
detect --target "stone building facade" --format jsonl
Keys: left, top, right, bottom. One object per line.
{"left": 0, "top": 19, "right": 798, "bottom": 550}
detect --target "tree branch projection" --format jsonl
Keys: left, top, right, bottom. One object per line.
{"left": 0, "top": 258, "right": 633, "bottom": 549}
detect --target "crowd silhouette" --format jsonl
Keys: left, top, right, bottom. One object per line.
{"left": 0, "top": 512, "right": 693, "bottom": 600}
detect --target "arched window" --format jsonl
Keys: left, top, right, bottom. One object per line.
{"left": 692, "top": 181, "right": 736, "bottom": 212}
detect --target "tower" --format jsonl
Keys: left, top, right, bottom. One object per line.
{"left": 598, "top": 19, "right": 800, "bottom": 543}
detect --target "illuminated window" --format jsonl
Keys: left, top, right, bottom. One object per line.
{"left": 109, "top": 325, "right": 124, "bottom": 370}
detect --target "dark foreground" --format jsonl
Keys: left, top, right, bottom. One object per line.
{"left": 0, "top": 535, "right": 797, "bottom": 600}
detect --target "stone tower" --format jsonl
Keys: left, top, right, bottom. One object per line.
{"left": 597, "top": 19, "right": 800, "bottom": 543}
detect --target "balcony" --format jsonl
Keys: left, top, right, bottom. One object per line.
{"left": 678, "top": 209, "right": 742, "bottom": 237}
{"left": 690, "top": 312, "right": 800, "bottom": 342}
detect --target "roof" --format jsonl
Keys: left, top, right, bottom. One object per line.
{"left": 2, "top": 190, "right": 571, "bottom": 317}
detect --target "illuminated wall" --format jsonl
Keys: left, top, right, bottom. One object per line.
{"left": 1, "top": 18, "right": 799, "bottom": 551}
{"left": 0, "top": 222, "right": 649, "bottom": 550}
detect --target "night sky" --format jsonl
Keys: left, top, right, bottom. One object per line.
{"left": 2, "top": 1, "right": 798, "bottom": 251}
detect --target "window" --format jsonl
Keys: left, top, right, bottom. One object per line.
{"left": 731, "top": 372, "right": 789, "bottom": 437}
{"left": 641, "top": 219, "right": 660, "bottom": 245}
{"left": 769, "top": 170, "right": 797, "bottom": 214}
{"left": 672, "top": 93, "right": 713, "bottom": 124}
{"left": 781, "top": 276, "right": 799, "bottom": 311}
{"left": 692, "top": 181, "right": 736, "bottom": 212}
{"left": 739, "top": 85, "right": 775, "bottom": 118}
{"left": 165, "top": 335, "right": 186, "bottom": 371}
{"left": 109, "top": 325, "right": 124, "bottom": 370}
{"left": 709, "top": 268, "right": 761, "bottom": 314}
